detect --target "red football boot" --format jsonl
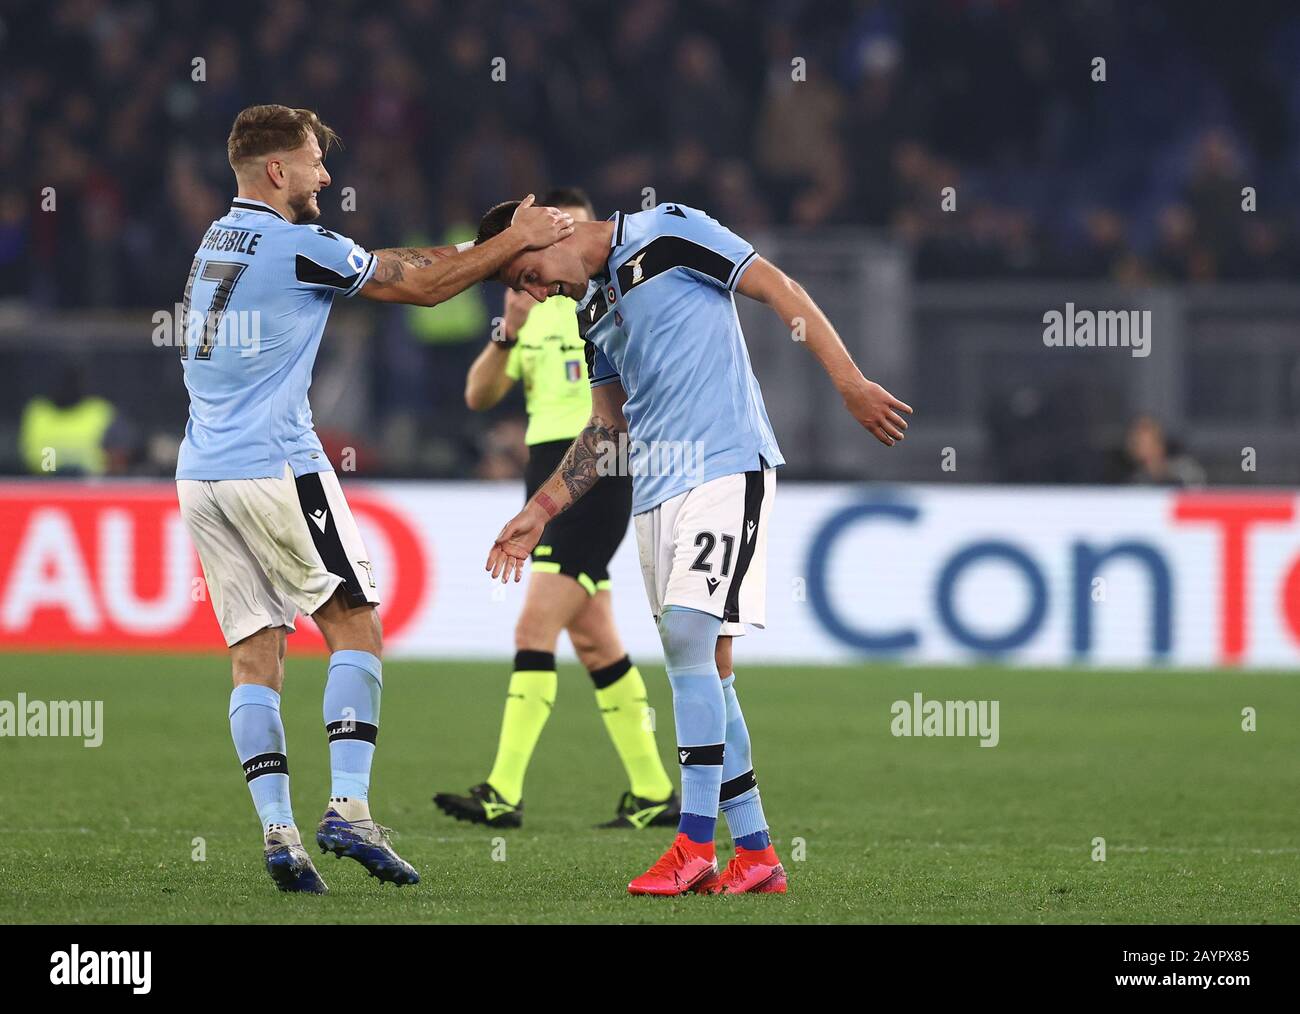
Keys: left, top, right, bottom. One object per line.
{"left": 701, "top": 844, "right": 787, "bottom": 895}
{"left": 627, "top": 833, "right": 718, "bottom": 896}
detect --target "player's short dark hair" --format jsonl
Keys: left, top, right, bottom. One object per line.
{"left": 541, "top": 187, "right": 595, "bottom": 217}
{"left": 476, "top": 187, "right": 596, "bottom": 246}
{"left": 227, "top": 105, "right": 339, "bottom": 170}
{"left": 476, "top": 201, "right": 521, "bottom": 246}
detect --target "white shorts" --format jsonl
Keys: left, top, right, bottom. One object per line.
{"left": 634, "top": 468, "right": 775, "bottom": 637}
{"left": 177, "top": 466, "right": 379, "bottom": 646}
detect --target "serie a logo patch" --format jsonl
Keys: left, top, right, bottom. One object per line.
{"left": 565, "top": 359, "right": 582, "bottom": 382}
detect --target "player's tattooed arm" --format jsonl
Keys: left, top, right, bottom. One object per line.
{"left": 737, "top": 255, "right": 914, "bottom": 447}
{"left": 538, "top": 381, "right": 628, "bottom": 515}
{"left": 361, "top": 195, "right": 574, "bottom": 307}
{"left": 549, "top": 412, "right": 621, "bottom": 511}
{"left": 369, "top": 246, "right": 451, "bottom": 287}
{"left": 486, "top": 381, "right": 627, "bottom": 583}
{"left": 373, "top": 247, "right": 440, "bottom": 277}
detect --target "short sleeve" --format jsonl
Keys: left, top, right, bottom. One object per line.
{"left": 683, "top": 211, "right": 757, "bottom": 292}
{"left": 614, "top": 206, "right": 758, "bottom": 294}
{"left": 292, "top": 224, "right": 377, "bottom": 298}
{"left": 504, "top": 343, "right": 522, "bottom": 380}
{"left": 585, "top": 340, "right": 620, "bottom": 388}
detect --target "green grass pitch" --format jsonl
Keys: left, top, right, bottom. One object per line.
{"left": 1, "top": 652, "right": 1297, "bottom": 924}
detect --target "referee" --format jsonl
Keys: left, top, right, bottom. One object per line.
{"left": 433, "top": 188, "right": 679, "bottom": 830}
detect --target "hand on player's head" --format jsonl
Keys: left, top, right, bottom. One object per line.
{"left": 510, "top": 194, "right": 575, "bottom": 251}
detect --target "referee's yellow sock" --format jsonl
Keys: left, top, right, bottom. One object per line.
{"left": 486, "top": 651, "right": 557, "bottom": 806}
{"left": 592, "top": 657, "right": 674, "bottom": 802}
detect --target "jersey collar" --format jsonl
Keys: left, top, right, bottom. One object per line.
{"left": 596, "top": 211, "right": 627, "bottom": 284}
{"left": 608, "top": 210, "right": 626, "bottom": 249}
{"left": 230, "top": 197, "right": 288, "bottom": 222}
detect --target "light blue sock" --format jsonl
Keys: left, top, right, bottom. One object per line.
{"left": 659, "top": 606, "right": 725, "bottom": 845}
{"left": 324, "top": 650, "right": 382, "bottom": 801}
{"left": 229, "top": 684, "right": 294, "bottom": 831}
{"left": 719, "top": 673, "right": 769, "bottom": 850}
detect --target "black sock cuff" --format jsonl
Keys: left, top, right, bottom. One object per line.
{"left": 678, "top": 743, "right": 725, "bottom": 766}
{"left": 588, "top": 655, "right": 632, "bottom": 690}
{"left": 326, "top": 720, "right": 378, "bottom": 744}
{"left": 513, "top": 649, "right": 556, "bottom": 673}
{"left": 243, "top": 752, "right": 288, "bottom": 782}
{"left": 720, "top": 768, "right": 757, "bottom": 802}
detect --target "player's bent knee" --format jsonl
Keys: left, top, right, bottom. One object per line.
{"left": 350, "top": 604, "right": 383, "bottom": 656}
{"left": 363, "top": 603, "right": 383, "bottom": 652}
{"left": 229, "top": 626, "right": 286, "bottom": 691}
{"left": 232, "top": 666, "right": 283, "bottom": 692}
{"left": 658, "top": 607, "right": 722, "bottom": 675}
{"left": 313, "top": 591, "right": 383, "bottom": 656}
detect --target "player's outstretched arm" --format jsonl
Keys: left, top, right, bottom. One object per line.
{"left": 486, "top": 381, "right": 628, "bottom": 583}
{"left": 360, "top": 195, "right": 573, "bottom": 307}
{"left": 737, "top": 256, "right": 913, "bottom": 446}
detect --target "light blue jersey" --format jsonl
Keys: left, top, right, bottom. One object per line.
{"left": 577, "top": 204, "right": 783, "bottom": 514}
{"left": 174, "top": 197, "right": 377, "bottom": 480}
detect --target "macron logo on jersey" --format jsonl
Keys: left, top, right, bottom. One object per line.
{"left": 309, "top": 509, "right": 329, "bottom": 533}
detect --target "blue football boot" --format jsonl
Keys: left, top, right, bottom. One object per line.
{"left": 264, "top": 825, "right": 329, "bottom": 894}
{"left": 316, "top": 798, "right": 420, "bottom": 886}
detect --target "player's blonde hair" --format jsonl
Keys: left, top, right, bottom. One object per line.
{"left": 227, "top": 105, "right": 339, "bottom": 171}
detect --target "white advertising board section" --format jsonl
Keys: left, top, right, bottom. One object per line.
{"left": 1, "top": 480, "right": 1298, "bottom": 668}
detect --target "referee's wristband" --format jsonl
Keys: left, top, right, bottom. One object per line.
{"left": 491, "top": 334, "right": 518, "bottom": 349}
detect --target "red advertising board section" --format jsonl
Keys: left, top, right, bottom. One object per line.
{"left": 1172, "top": 494, "right": 1297, "bottom": 664}
{"left": 0, "top": 483, "right": 427, "bottom": 654}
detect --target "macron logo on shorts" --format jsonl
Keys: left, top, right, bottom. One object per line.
{"left": 309, "top": 508, "right": 329, "bottom": 533}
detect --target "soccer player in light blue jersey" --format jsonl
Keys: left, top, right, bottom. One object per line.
{"left": 481, "top": 200, "right": 912, "bottom": 896}
{"left": 175, "top": 105, "right": 574, "bottom": 894}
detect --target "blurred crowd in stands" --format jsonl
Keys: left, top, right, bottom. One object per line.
{"left": 1, "top": 0, "right": 1294, "bottom": 480}
{"left": 8, "top": 0, "right": 1300, "bottom": 302}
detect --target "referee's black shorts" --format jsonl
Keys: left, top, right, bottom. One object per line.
{"left": 524, "top": 438, "right": 632, "bottom": 594}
